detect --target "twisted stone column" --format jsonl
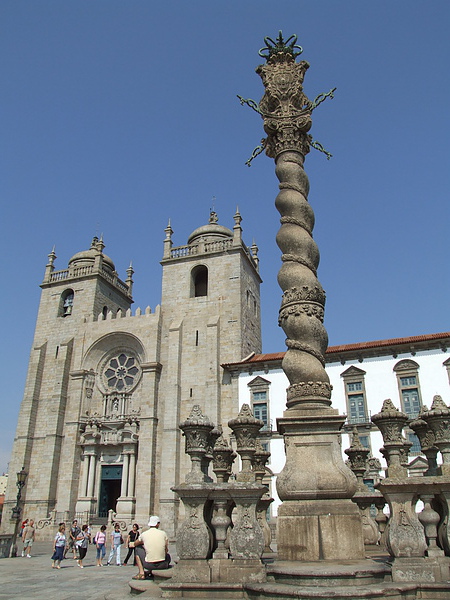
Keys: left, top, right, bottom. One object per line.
{"left": 252, "top": 32, "right": 363, "bottom": 561}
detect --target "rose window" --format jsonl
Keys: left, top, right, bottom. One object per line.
{"left": 103, "top": 353, "right": 140, "bottom": 391}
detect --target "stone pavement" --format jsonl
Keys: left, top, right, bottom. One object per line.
{"left": 0, "top": 541, "right": 157, "bottom": 600}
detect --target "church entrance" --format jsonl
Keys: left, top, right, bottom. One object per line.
{"left": 98, "top": 465, "right": 122, "bottom": 517}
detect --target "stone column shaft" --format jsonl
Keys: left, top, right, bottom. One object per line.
{"left": 121, "top": 453, "right": 129, "bottom": 497}
{"left": 87, "top": 454, "right": 96, "bottom": 497}
{"left": 80, "top": 452, "right": 89, "bottom": 497}
{"left": 128, "top": 452, "right": 136, "bottom": 497}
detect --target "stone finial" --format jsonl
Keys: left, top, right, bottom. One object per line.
{"left": 421, "top": 394, "right": 450, "bottom": 475}
{"left": 163, "top": 220, "right": 174, "bottom": 259}
{"left": 409, "top": 411, "right": 438, "bottom": 476}
{"left": 43, "top": 246, "right": 57, "bottom": 282}
{"left": 372, "top": 399, "right": 409, "bottom": 478}
{"left": 344, "top": 428, "right": 370, "bottom": 491}
{"left": 229, "top": 404, "right": 263, "bottom": 482}
{"left": 125, "top": 262, "right": 134, "bottom": 296}
{"left": 47, "top": 246, "right": 56, "bottom": 266}
{"left": 430, "top": 394, "right": 449, "bottom": 412}
{"left": 212, "top": 431, "right": 236, "bottom": 483}
{"left": 252, "top": 439, "right": 271, "bottom": 484}
{"left": 233, "top": 206, "right": 243, "bottom": 247}
{"left": 179, "top": 405, "right": 215, "bottom": 483}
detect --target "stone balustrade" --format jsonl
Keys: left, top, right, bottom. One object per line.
{"left": 168, "top": 404, "right": 272, "bottom": 587}
{"left": 370, "top": 395, "right": 450, "bottom": 582}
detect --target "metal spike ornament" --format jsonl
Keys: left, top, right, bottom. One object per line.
{"left": 247, "top": 32, "right": 364, "bottom": 562}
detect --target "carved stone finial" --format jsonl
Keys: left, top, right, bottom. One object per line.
{"left": 179, "top": 405, "right": 215, "bottom": 483}
{"left": 421, "top": 395, "right": 450, "bottom": 475}
{"left": 430, "top": 394, "right": 449, "bottom": 411}
{"left": 212, "top": 432, "right": 236, "bottom": 483}
{"left": 229, "top": 404, "right": 263, "bottom": 482}
{"left": 372, "top": 399, "right": 409, "bottom": 478}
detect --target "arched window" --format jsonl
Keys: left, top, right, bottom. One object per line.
{"left": 60, "top": 289, "right": 74, "bottom": 317}
{"left": 102, "top": 306, "right": 108, "bottom": 320}
{"left": 191, "top": 265, "right": 208, "bottom": 297}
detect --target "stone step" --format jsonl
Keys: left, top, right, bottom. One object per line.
{"left": 266, "top": 559, "right": 390, "bottom": 587}
{"left": 244, "top": 581, "right": 450, "bottom": 600}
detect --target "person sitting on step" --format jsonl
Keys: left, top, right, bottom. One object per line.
{"left": 132, "top": 515, "right": 170, "bottom": 580}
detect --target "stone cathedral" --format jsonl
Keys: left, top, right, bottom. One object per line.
{"left": 2, "top": 210, "right": 262, "bottom": 539}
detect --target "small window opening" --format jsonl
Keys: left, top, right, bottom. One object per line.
{"left": 195, "top": 330, "right": 199, "bottom": 346}
{"left": 60, "top": 289, "right": 74, "bottom": 317}
{"left": 191, "top": 265, "right": 208, "bottom": 297}
{"left": 190, "top": 388, "right": 193, "bottom": 398}
{"left": 55, "top": 346, "right": 59, "bottom": 359}
{"left": 102, "top": 306, "right": 108, "bottom": 320}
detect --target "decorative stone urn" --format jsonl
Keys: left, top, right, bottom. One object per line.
{"left": 179, "top": 405, "right": 214, "bottom": 483}
{"left": 212, "top": 431, "right": 236, "bottom": 483}
{"left": 421, "top": 395, "right": 450, "bottom": 476}
{"left": 410, "top": 407, "right": 439, "bottom": 476}
{"left": 228, "top": 404, "right": 263, "bottom": 482}
{"left": 345, "top": 427, "right": 370, "bottom": 491}
{"left": 372, "top": 399, "right": 409, "bottom": 478}
{"left": 252, "top": 439, "right": 271, "bottom": 484}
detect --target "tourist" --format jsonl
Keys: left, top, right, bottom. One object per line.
{"left": 132, "top": 515, "right": 170, "bottom": 580}
{"left": 51, "top": 524, "right": 66, "bottom": 569}
{"left": 75, "top": 524, "right": 91, "bottom": 568}
{"left": 107, "top": 522, "right": 123, "bottom": 566}
{"left": 123, "top": 523, "right": 139, "bottom": 565}
{"left": 66, "top": 519, "right": 81, "bottom": 559}
{"left": 94, "top": 525, "right": 107, "bottom": 566}
{"left": 20, "top": 519, "right": 28, "bottom": 555}
{"left": 22, "top": 518, "right": 35, "bottom": 558}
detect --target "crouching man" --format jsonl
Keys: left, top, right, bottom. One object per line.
{"left": 132, "top": 515, "right": 170, "bottom": 580}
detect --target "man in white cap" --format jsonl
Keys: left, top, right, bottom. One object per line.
{"left": 132, "top": 515, "right": 170, "bottom": 579}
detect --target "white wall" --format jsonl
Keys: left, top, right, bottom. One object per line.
{"left": 237, "top": 347, "right": 450, "bottom": 517}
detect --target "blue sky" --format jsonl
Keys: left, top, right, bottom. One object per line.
{"left": 1, "top": 1, "right": 449, "bottom": 473}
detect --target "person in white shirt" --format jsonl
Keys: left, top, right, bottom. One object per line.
{"left": 132, "top": 516, "right": 170, "bottom": 580}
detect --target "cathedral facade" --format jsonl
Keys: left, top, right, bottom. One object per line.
{"left": 1, "top": 210, "right": 262, "bottom": 539}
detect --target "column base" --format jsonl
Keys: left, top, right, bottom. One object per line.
{"left": 75, "top": 497, "right": 97, "bottom": 514}
{"left": 115, "top": 497, "right": 136, "bottom": 519}
{"left": 277, "top": 498, "right": 365, "bottom": 561}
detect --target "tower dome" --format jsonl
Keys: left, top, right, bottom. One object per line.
{"left": 187, "top": 211, "right": 233, "bottom": 245}
{"left": 68, "top": 237, "right": 115, "bottom": 273}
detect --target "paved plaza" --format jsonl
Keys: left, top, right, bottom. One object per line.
{"left": 0, "top": 541, "right": 161, "bottom": 600}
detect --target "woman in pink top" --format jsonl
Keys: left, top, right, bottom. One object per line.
{"left": 94, "top": 525, "right": 107, "bottom": 566}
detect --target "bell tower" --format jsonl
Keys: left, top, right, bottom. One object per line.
{"left": 155, "top": 210, "right": 262, "bottom": 533}
{"left": 3, "top": 238, "right": 133, "bottom": 525}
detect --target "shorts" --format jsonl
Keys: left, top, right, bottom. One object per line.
{"left": 23, "top": 539, "right": 34, "bottom": 548}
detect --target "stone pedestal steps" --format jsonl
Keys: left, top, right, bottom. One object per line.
{"left": 245, "top": 560, "right": 450, "bottom": 600}
{"left": 130, "top": 559, "right": 450, "bottom": 600}
{"left": 244, "top": 581, "right": 450, "bottom": 600}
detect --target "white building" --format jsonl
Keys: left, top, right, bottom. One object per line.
{"left": 223, "top": 332, "right": 450, "bottom": 517}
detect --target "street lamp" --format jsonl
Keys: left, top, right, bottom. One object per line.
{"left": 10, "top": 467, "right": 27, "bottom": 557}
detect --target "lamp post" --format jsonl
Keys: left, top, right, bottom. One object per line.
{"left": 10, "top": 467, "right": 27, "bottom": 557}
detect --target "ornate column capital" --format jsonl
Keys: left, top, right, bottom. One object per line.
{"left": 256, "top": 32, "right": 312, "bottom": 160}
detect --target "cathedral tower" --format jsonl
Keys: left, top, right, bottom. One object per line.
{"left": 155, "top": 210, "right": 262, "bottom": 533}
{"left": 2, "top": 238, "right": 134, "bottom": 526}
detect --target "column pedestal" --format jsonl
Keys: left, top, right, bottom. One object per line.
{"left": 276, "top": 412, "right": 365, "bottom": 561}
